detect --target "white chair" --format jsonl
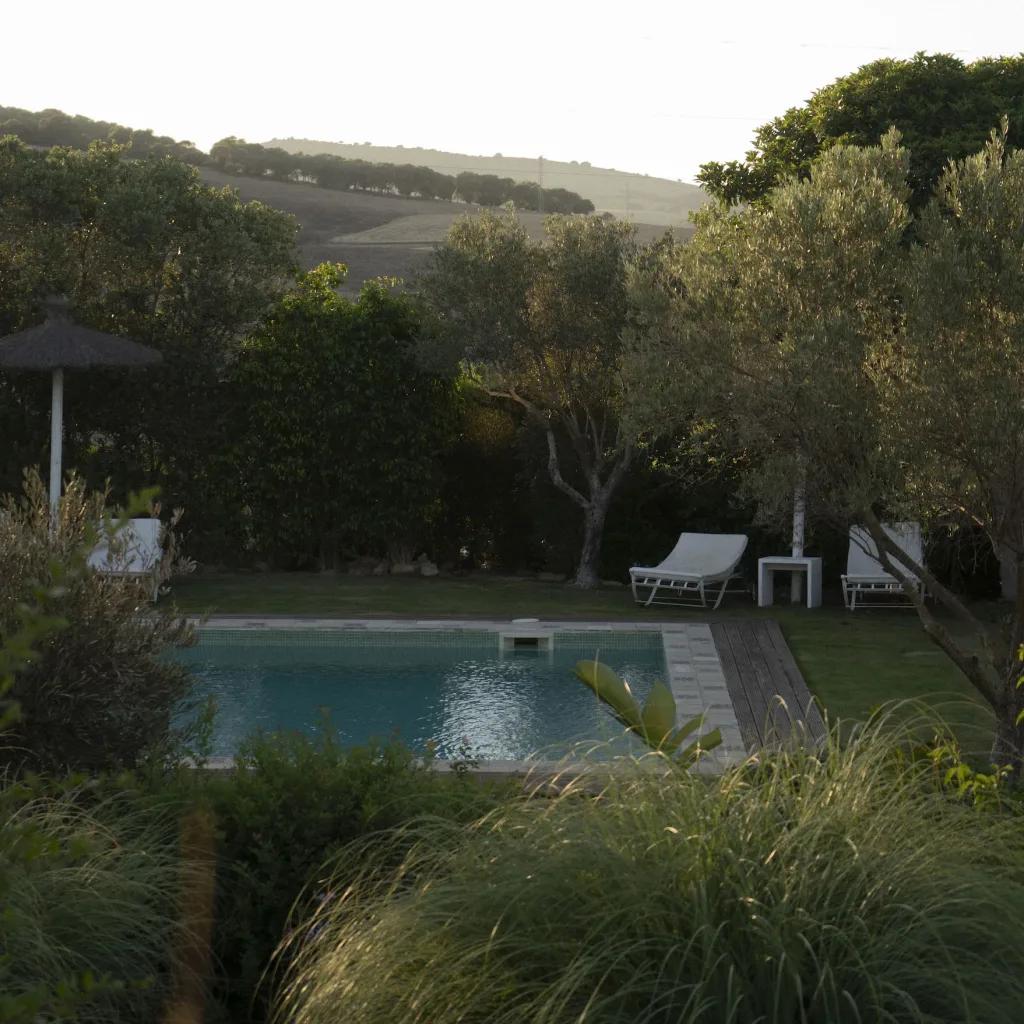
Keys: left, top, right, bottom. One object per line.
{"left": 841, "top": 522, "right": 925, "bottom": 610}
{"left": 630, "top": 533, "right": 749, "bottom": 609}
{"left": 88, "top": 517, "right": 163, "bottom": 601}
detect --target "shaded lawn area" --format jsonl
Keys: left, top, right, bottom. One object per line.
{"left": 170, "top": 573, "right": 996, "bottom": 756}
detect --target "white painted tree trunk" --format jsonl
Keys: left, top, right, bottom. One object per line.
{"left": 49, "top": 367, "right": 64, "bottom": 516}
{"left": 791, "top": 457, "right": 806, "bottom": 603}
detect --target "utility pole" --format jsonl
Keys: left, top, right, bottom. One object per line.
{"left": 538, "top": 155, "right": 544, "bottom": 214}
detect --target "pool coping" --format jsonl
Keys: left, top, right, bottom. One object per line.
{"left": 189, "top": 616, "right": 748, "bottom": 772}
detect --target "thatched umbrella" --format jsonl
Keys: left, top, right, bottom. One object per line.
{"left": 0, "top": 296, "right": 162, "bottom": 510}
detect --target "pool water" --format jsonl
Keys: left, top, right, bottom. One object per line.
{"left": 176, "top": 630, "right": 667, "bottom": 759}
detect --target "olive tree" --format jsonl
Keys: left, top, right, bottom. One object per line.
{"left": 629, "top": 128, "right": 1024, "bottom": 767}
{"left": 876, "top": 126, "right": 1024, "bottom": 762}
{"left": 628, "top": 133, "right": 911, "bottom": 538}
{"left": 420, "top": 207, "right": 639, "bottom": 588}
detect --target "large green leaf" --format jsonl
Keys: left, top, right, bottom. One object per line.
{"left": 639, "top": 680, "right": 676, "bottom": 749}
{"left": 574, "top": 659, "right": 722, "bottom": 766}
{"left": 676, "top": 727, "right": 723, "bottom": 768}
{"left": 573, "top": 659, "right": 640, "bottom": 729}
{"left": 662, "top": 710, "right": 710, "bottom": 755}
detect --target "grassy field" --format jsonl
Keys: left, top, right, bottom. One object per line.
{"left": 334, "top": 213, "right": 684, "bottom": 246}
{"left": 196, "top": 168, "right": 691, "bottom": 297}
{"left": 171, "top": 573, "right": 995, "bottom": 754}
{"left": 264, "top": 139, "right": 710, "bottom": 225}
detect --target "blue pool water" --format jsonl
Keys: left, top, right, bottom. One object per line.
{"left": 176, "top": 630, "right": 666, "bottom": 759}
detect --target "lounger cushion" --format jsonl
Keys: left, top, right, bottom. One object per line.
{"left": 89, "top": 518, "right": 162, "bottom": 575}
{"left": 630, "top": 533, "right": 748, "bottom": 580}
{"left": 845, "top": 523, "right": 922, "bottom": 583}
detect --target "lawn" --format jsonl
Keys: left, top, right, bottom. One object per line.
{"left": 171, "top": 573, "right": 996, "bottom": 756}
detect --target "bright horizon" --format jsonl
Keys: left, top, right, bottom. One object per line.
{"left": 3, "top": 0, "right": 1023, "bottom": 183}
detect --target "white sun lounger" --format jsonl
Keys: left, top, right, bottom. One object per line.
{"left": 88, "top": 517, "right": 163, "bottom": 601}
{"left": 630, "top": 533, "right": 749, "bottom": 609}
{"left": 841, "top": 522, "right": 925, "bottom": 610}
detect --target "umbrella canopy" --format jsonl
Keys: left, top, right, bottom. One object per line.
{"left": 0, "top": 296, "right": 163, "bottom": 510}
{"left": 0, "top": 296, "right": 162, "bottom": 370}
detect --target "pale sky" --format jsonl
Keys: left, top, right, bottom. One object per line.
{"left": 3, "top": 0, "right": 1023, "bottom": 183}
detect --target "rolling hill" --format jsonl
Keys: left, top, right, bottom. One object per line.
{"left": 198, "top": 167, "right": 695, "bottom": 296}
{"left": 266, "top": 139, "right": 708, "bottom": 229}
{"left": 0, "top": 104, "right": 704, "bottom": 295}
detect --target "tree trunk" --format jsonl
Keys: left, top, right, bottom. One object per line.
{"left": 573, "top": 495, "right": 610, "bottom": 589}
{"left": 991, "top": 701, "right": 1024, "bottom": 774}
{"left": 990, "top": 650, "right": 1024, "bottom": 773}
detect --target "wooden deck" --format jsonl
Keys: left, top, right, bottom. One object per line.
{"left": 710, "top": 619, "right": 828, "bottom": 751}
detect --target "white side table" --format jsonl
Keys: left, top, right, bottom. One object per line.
{"left": 758, "top": 556, "right": 823, "bottom": 609}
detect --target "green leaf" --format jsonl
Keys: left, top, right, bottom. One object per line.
{"left": 573, "top": 659, "right": 641, "bottom": 729}
{"left": 639, "top": 680, "right": 676, "bottom": 748}
{"left": 661, "top": 711, "right": 710, "bottom": 754}
{"left": 676, "top": 727, "right": 723, "bottom": 768}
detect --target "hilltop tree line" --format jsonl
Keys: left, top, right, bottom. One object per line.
{"left": 0, "top": 105, "right": 596, "bottom": 214}
{"left": 209, "top": 136, "right": 595, "bottom": 213}
{"left": 0, "top": 104, "right": 207, "bottom": 165}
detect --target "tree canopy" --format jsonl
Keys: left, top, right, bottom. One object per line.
{"left": 0, "top": 104, "right": 207, "bottom": 165}
{"left": 0, "top": 136, "right": 298, "bottom": 553}
{"left": 632, "top": 128, "right": 1024, "bottom": 766}
{"left": 421, "top": 207, "right": 641, "bottom": 587}
{"left": 697, "top": 53, "right": 1024, "bottom": 210}
{"left": 227, "top": 264, "right": 459, "bottom": 567}
{"left": 0, "top": 106, "right": 598, "bottom": 214}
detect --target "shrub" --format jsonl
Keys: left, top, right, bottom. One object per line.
{"left": 279, "top": 711, "right": 1024, "bottom": 1024}
{"left": 0, "top": 526, "right": 187, "bottom": 1024}
{"left": 226, "top": 266, "right": 459, "bottom": 569}
{"left": 193, "top": 722, "right": 511, "bottom": 1024}
{"left": 0, "top": 470, "right": 197, "bottom": 775}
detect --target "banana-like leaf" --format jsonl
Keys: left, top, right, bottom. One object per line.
{"left": 639, "top": 680, "right": 677, "bottom": 749}
{"left": 662, "top": 710, "right": 709, "bottom": 754}
{"left": 676, "top": 727, "right": 723, "bottom": 768}
{"left": 575, "top": 658, "right": 722, "bottom": 766}
{"left": 574, "top": 659, "right": 641, "bottom": 729}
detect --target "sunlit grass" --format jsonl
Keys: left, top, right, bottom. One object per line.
{"left": 276, "top": 708, "right": 1024, "bottom": 1024}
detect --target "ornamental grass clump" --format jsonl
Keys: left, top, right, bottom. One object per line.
{"left": 0, "top": 784, "right": 188, "bottom": 1023}
{"left": 277, "top": 708, "right": 1024, "bottom": 1024}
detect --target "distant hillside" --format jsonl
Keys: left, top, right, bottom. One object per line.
{"left": 0, "top": 103, "right": 697, "bottom": 293}
{"left": 0, "top": 105, "right": 596, "bottom": 215}
{"left": 267, "top": 140, "right": 708, "bottom": 228}
{"left": 210, "top": 137, "right": 595, "bottom": 215}
{"left": 196, "top": 168, "right": 691, "bottom": 296}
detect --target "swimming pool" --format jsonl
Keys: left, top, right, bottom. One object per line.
{"left": 176, "top": 628, "right": 667, "bottom": 760}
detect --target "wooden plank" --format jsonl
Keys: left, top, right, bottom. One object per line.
{"left": 733, "top": 619, "right": 796, "bottom": 747}
{"left": 748, "top": 619, "right": 809, "bottom": 743}
{"left": 763, "top": 619, "right": 828, "bottom": 743}
{"left": 710, "top": 622, "right": 760, "bottom": 750}
{"left": 718, "top": 621, "right": 777, "bottom": 748}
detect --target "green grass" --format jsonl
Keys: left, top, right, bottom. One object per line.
{"left": 170, "top": 573, "right": 996, "bottom": 755}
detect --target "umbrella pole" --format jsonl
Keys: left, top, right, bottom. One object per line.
{"left": 49, "top": 367, "right": 64, "bottom": 516}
